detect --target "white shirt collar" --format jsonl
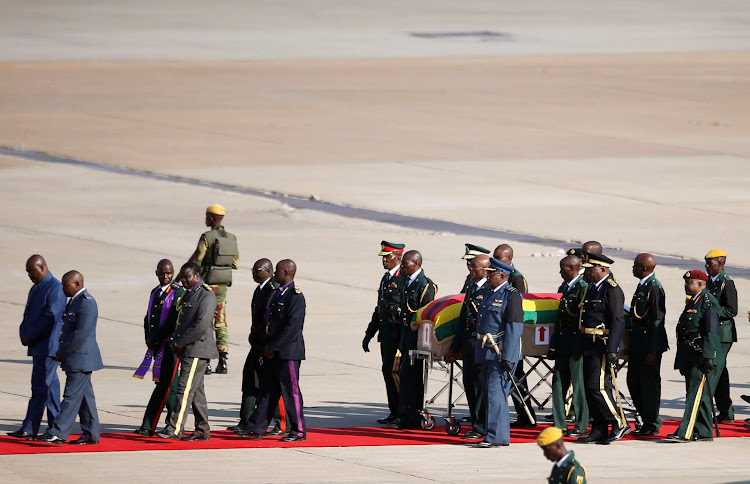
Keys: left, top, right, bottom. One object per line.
{"left": 492, "top": 281, "right": 508, "bottom": 293}
{"left": 711, "top": 273, "right": 720, "bottom": 282}
{"left": 594, "top": 275, "right": 607, "bottom": 289}
{"left": 159, "top": 284, "right": 170, "bottom": 293}
{"left": 567, "top": 275, "right": 580, "bottom": 290}
{"left": 388, "top": 265, "right": 401, "bottom": 278}
{"left": 475, "top": 277, "right": 487, "bottom": 289}
{"left": 407, "top": 268, "right": 422, "bottom": 286}
{"left": 259, "top": 277, "right": 272, "bottom": 290}
{"left": 71, "top": 287, "right": 86, "bottom": 301}
{"left": 639, "top": 273, "right": 654, "bottom": 285}
{"left": 556, "top": 452, "right": 572, "bottom": 468}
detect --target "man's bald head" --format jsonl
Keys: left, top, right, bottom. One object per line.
{"left": 252, "top": 257, "right": 274, "bottom": 284}
{"left": 468, "top": 254, "right": 490, "bottom": 281}
{"left": 25, "top": 254, "right": 49, "bottom": 284}
{"left": 493, "top": 244, "right": 514, "bottom": 264}
{"left": 156, "top": 259, "right": 174, "bottom": 286}
{"left": 559, "top": 255, "right": 581, "bottom": 283}
{"left": 582, "top": 241, "right": 603, "bottom": 254}
{"left": 632, "top": 253, "right": 656, "bottom": 279}
{"left": 61, "top": 270, "right": 84, "bottom": 297}
{"left": 274, "top": 259, "right": 297, "bottom": 285}
{"left": 402, "top": 250, "right": 423, "bottom": 276}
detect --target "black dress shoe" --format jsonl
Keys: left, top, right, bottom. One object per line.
{"left": 567, "top": 429, "right": 585, "bottom": 438}
{"left": 70, "top": 436, "right": 99, "bottom": 445}
{"left": 694, "top": 435, "right": 714, "bottom": 442}
{"left": 226, "top": 424, "right": 246, "bottom": 432}
{"left": 599, "top": 426, "right": 631, "bottom": 444}
{"left": 266, "top": 427, "right": 289, "bottom": 437}
{"left": 205, "top": 363, "right": 212, "bottom": 375}
{"left": 633, "top": 426, "right": 656, "bottom": 437}
{"left": 237, "top": 430, "right": 263, "bottom": 439}
{"left": 181, "top": 433, "right": 210, "bottom": 441}
{"left": 280, "top": 434, "right": 306, "bottom": 442}
{"left": 376, "top": 415, "right": 396, "bottom": 424}
{"left": 156, "top": 430, "right": 180, "bottom": 440}
{"left": 577, "top": 432, "right": 604, "bottom": 444}
{"left": 37, "top": 433, "right": 65, "bottom": 445}
{"left": 716, "top": 412, "right": 733, "bottom": 423}
{"left": 6, "top": 430, "right": 35, "bottom": 440}
{"left": 462, "top": 430, "right": 486, "bottom": 441}
{"left": 388, "top": 419, "right": 405, "bottom": 430}
{"left": 133, "top": 428, "right": 152, "bottom": 437}
{"left": 477, "top": 440, "right": 509, "bottom": 448}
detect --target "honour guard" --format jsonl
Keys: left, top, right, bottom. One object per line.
{"left": 460, "top": 243, "right": 490, "bottom": 293}
{"left": 363, "top": 241, "right": 406, "bottom": 425}
{"left": 576, "top": 253, "right": 630, "bottom": 444}
{"left": 668, "top": 270, "right": 721, "bottom": 442}
{"left": 537, "top": 427, "right": 588, "bottom": 484}
{"left": 548, "top": 255, "right": 589, "bottom": 437}
{"left": 704, "top": 249, "right": 737, "bottom": 423}
{"left": 474, "top": 258, "right": 524, "bottom": 447}
{"left": 627, "top": 253, "right": 668, "bottom": 436}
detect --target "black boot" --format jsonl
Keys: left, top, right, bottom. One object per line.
{"left": 216, "top": 352, "right": 228, "bottom": 374}
{"left": 205, "top": 362, "right": 212, "bottom": 375}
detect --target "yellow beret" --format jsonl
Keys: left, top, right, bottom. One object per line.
{"left": 705, "top": 249, "right": 727, "bottom": 259}
{"left": 536, "top": 427, "right": 563, "bottom": 447}
{"left": 206, "top": 204, "right": 226, "bottom": 216}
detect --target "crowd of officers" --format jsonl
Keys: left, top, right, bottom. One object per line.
{"left": 362, "top": 239, "right": 744, "bottom": 447}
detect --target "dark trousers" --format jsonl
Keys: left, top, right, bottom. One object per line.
{"left": 140, "top": 351, "right": 179, "bottom": 433}
{"left": 714, "top": 342, "right": 734, "bottom": 418}
{"left": 239, "top": 349, "right": 288, "bottom": 428}
{"left": 462, "top": 338, "right": 485, "bottom": 433}
{"left": 249, "top": 359, "right": 306, "bottom": 437}
{"left": 583, "top": 353, "right": 622, "bottom": 435}
{"left": 551, "top": 355, "right": 588, "bottom": 432}
{"left": 626, "top": 352, "right": 663, "bottom": 429}
{"left": 397, "top": 351, "right": 424, "bottom": 427}
{"left": 166, "top": 357, "right": 210, "bottom": 436}
{"left": 510, "top": 359, "right": 536, "bottom": 424}
{"left": 50, "top": 371, "right": 99, "bottom": 441}
{"left": 21, "top": 356, "right": 60, "bottom": 436}
{"left": 380, "top": 334, "right": 400, "bottom": 417}
{"left": 676, "top": 366, "right": 719, "bottom": 439}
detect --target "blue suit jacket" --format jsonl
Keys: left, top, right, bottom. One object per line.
{"left": 19, "top": 272, "right": 66, "bottom": 357}
{"left": 475, "top": 283, "right": 524, "bottom": 363}
{"left": 58, "top": 290, "right": 104, "bottom": 372}
{"left": 266, "top": 282, "right": 306, "bottom": 360}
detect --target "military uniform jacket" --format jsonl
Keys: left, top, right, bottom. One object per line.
{"left": 580, "top": 274, "right": 625, "bottom": 355}
{"left": 249, "top": 279, "right": 279, "bottom": 348}
{"left": 674, "top": 289, "right": 720, "bottom": 371}
{"left": 548, "top": 451, "right": 587, "bottom": 484}
{"left": 509, "top": 267, "right": 528, "bottom": 294}
{"left": 705, "top": 270, "right": 738, "bottom": 343}
{"left": 550, "top": 277, "right": 587, "bottom": 356}
{"left": 59, "top": 290, "right": 104, "bottom": 373}
{"left": 399, "top": 270, "right": 436, "bottom": 351}
{"left": 474, "top": 283, "right": 524, "bottom": 363}
{"left": 144, "top": 283, "right": 185, "bottom": 344}
{"left": 450, "top": 278, "right": 487, "bottom": 352}
{"left": 20, "top": 272, "right": 66, "bottom": 357}
{"left": 628, "top": 274, "right": 668, "bottom": 354}
{"left": 266, "top": 281, "right": 306, "bottom": 360}
{"left": 173, "top": 281, "right": 219, "bottom": 359}
{"left": 365, "top": 268, "right": 406, "bottom": 342}
{"left": 459, "top": 275, "right": 473, "bottom": 295}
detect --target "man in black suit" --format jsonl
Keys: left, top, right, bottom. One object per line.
{"left": 241, "top": 259, "right": 307, "bottom": 442}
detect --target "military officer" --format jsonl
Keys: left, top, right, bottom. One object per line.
{"left": 576, "top": 253, "right": 630, "bottom": 444}
{"left": 390, "top": 250, "right": 436, "bottom": 430}
{"left": 446, "top": 253, "right": 491, "bottom": 440}
{"left": 133, "top": 259, "right": 185, "bottom": 437}
{"left": 493, "top": 243, "right": 535, "bottom": 427}
{"left": 363, "top": 241, "right": 406, "bottom": 425}
{"left": 704, "top": 249, "right": 737, "bottom": 423}
{"left": 537, "top": 427, "right": 588, "bottom": 484}
{"left": 668, "top": 270, "right": 721, "bottom": 442}
{"left": 460, "top": 243, "right": 491, "bottom": 293}
{"left": 474, "top": 258, "right": 524, "bottom": 447}
{"left": 157, "top": 262, "right": 218, "bottom": 441}
{"left": 548, "top": 255, "right": 589, "bottom": 437}
{"left": 190, "top": 204, "right": 239, "bottom": 374}
{"left": 627, "top": 253, "right": 668, "bottom": 436}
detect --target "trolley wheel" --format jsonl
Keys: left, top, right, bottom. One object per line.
{"left": 421, "top": 415, "right": 436, "bottom": 431}
{"left": 446, "top": 420, "right": 461, "bottom": 436}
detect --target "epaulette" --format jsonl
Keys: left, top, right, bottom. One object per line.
{"left": 83, "top": 293, "right": 92, "bottom": 300}
{"left": 507, "top": 286, "right": 518, "bottom": 292}
{"left": 607, "top": 279, "right": 618, "bottom": 287}
{"left": 294, "top": 285, "right": 302, "bottom": 294}
{"left": 724, "top": 274, "right": 733, "bottom": 281}
{"left": 202, "top": 283, "right": 212, "bottom": 291}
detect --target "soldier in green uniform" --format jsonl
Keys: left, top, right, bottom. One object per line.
{"left": 668, "top": 270, "right": 721, "bottom": 442}
{"left": 363, "top": 241, "right": 406, "bottom": 425}
{"left": 548, "top": 255, "right": 589, "bottom": 437}
{"left": 390, "top": 250, "right": 436, "bottom": 429}
{"left": 190, "top": 204, "right": 239, "bottom": 374}
{"left": 446, "top": 252, "right": 490, "bottom": 440}
{"left": 537, "top": 427, "right": 587, "bottom": 484}
{"left": 627, "top": 253, "right": 668, "bottom": 436}
{"left": 494, "top": 243, "right": 535, "bottom": 427}
{"left": 704, "top": 249, "right": 737, "bottom": 423}
{"left": 133, "top": 259, "right": 185, "bottom": 436}
{"left": 459, "top": 243, "right": 490, "bottom": 294}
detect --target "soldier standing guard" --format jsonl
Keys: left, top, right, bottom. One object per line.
{"left": 474, "top": 258, "right": 524, "bottom": 447}
{"left": 548, "top": 255, "right": 589, "bottom": 437}
{"left": 668, "top": 270, "right": 721, "bottom": 442}
{"left": 362, "top": 241, "right": 406, "bottom": 425}
{"left": 190, "top": 204, "right": 239, "bottom": 374}
{"left": 576, "top": 253, "right": 630, "bottom": 444}
{"left": 627, "top": 253, "right": 668, "bottom": 436}
{"left": 704, "top": 249, "right": 737, "bottom": 423}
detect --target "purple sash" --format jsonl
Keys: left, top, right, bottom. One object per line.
{"left": 133, "top": 286, "right": 176, "bottom": 382}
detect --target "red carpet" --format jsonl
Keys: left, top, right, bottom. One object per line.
{"left": 1, "top": 420, "right": 747, "bottom": 455}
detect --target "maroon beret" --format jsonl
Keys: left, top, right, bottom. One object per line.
{"left": 683, "top": 270, "right": 708, "bottom": 281}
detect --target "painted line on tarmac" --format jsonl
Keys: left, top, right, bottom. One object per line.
{"left": 3, "top": 146, "right": 749, "bottom": 278}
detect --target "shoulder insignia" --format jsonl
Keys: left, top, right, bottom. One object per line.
{"left": 576, "top": 476, "right": 584, "bottom": 484}
{"left": 83, "top": 293, "right": 92, "bottom": 300}
{"left": 507, "top": 286, "right": 517, "bottom": 293}
{"left": 607, "top": 279, "right": 618, "bottom": 287}
{"left": 476, "top": 295, "right": 484, "bottom": 301}
{"left": 202, "top": 283, "right": 212, "bottom": 291}
{"left": 295, "top": 285, "right": 302, "bottom": 294}
{"left": 725, "top": 275, "right": 733, "bottom": 281}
